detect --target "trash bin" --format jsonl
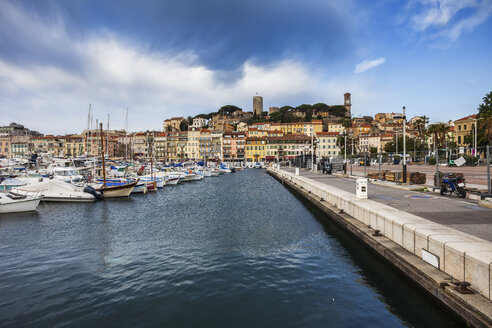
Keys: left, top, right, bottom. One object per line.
{"left": 356, "top": 178, "right": 368, "bottom": 198}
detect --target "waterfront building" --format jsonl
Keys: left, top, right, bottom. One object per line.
{"left": 155, "top": 132, "right": 167, "bottom": 161}
{"left": 187, "top": 128, "right": 200, "bottom": 160}
{"left": 0, "top": 136, "right": 11, "bottom": 158}
{"left": 10, "top": 140, "right": 29, "bottom": 157}
{"left": 29, "top": 135, "right": 65, "bottom": 156}
{"left": 245, "top": 137, "right": 266, "bottom": 162}
{"left": 165, "top": 131, "right": 188, "bottom": 161}
{"left": 454, "top": 114, "right": 477, "bottom": 147}
{"left": 316, "top": 132, "right": 341, "bottom": 158}
{"left": 64, "top": 134, "right": 85, "bottom": 157}
{"left": 221, "top": 131, "right": 246, "bottom": 161}
{"left": 199, "top": 129, "right": 212, "bottom": 160}
{"left": 264, "top": 134, "right": 311, "bottom": 162}
{"left": 163, "top": 117, "right": 185, "bottom": 132}
{"left": 211, "top": 132, "right": 222, "bottom": 160}
{"left": 358, "top": 134, "right": 382, "bottom": 153}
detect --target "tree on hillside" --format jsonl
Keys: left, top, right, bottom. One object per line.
{"left": 280, "top": 106, "right": 293, "bottom": 113}
{"left": 187, "top": 116, "right": 193, "bottom": 126}
{"left": 312, "top": 103, "right": 330, "bottom": 112}
{"left": 330, "top": 105, "right": 347, "bottom": 117}
{"left": 339, "top": 118, "right": 352, "bottom": 130}
{"left": 269, "top": 111, "right": 284, "bottom": 122}
{"left": 295, "top": 104, "right": 312, "bottom": 112}
{"left": 179, "top": 119, "right": 188, "bottom": 131}
{"left": 218, "top": 105, "right": 242, "bottom": 116}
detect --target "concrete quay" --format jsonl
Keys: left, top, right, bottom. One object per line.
{"left": 267, "top": 167, "right": 492, "bottom": 327}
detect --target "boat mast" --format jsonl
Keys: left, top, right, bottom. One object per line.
{"left": 86, "top": 104, "right": 91, "bottom": 155}
{"left": 100, "top": 123, "right": 106, "bottom": 187}
{"left": 125, "top": 108, "right": 129, "bottom": 161}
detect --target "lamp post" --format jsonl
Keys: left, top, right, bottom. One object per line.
{"left": 311, "top": 128, "right": 314, "bottom": 170}
{"left": 394, "top": 107, "right": 407, "bottom": 183}
{"left": 403, "top": 106, "right": 407, "bottom": 183}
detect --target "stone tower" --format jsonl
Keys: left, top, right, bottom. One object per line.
{"left": 253, "top": 95, "right": 263, "bottom": 117}
{"left": 344, "top": 93, "right": 351, "bottom": 117}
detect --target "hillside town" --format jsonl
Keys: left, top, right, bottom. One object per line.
{"left": 1, "top": 92, "right": 489, "bottom": 163}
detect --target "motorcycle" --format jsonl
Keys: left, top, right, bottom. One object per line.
{"left": 440, "top": 175, "right": 466, "bottom": 198}
{"left": 322, "top": 162, "right": 332, "bottom": 175}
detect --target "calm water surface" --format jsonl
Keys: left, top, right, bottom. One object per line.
{"left": 0, "top": 169, "right": 462, "bottom": 327}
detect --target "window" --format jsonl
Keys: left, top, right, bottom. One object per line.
{"left": 458, "top": 136, "right": 461, "bottom": 144}
{"left": 464, "top": 125, "right": 467, "bottom": 130}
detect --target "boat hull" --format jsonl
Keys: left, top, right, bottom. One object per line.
{"left": 0, "top": 197, "right": 41, "bottom": 214}
{"left": 101, "top": 181, "right": 137, "bottom": 198}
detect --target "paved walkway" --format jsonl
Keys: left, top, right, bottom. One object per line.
{"left": 280, "top": 167, "right": 492, "bottom": 242}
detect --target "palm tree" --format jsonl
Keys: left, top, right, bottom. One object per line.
{"left": 427, "top": 124, "right": 440, "bottom": 150}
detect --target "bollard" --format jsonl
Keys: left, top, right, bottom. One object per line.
{"left": 295, "top": 167, "right": 299, "bottom": 176}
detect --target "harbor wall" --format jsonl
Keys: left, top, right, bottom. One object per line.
{"left": 267, "top": 167, "right": 492, "bottom": 327}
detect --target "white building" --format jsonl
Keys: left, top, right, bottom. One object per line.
{"left": 191, "top": 117, "right": 208, "bottom": 129}
{"left": 316, "top": 132, "right": 340, "bottom": 158}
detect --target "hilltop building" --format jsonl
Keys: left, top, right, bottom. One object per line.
{"left": 253, "top": 95, "right": 263, "bottom": 117}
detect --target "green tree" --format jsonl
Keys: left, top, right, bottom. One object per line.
{"left": 279, "top": 106, "right": 293, "bottom": 113}
{"left": 166, "top": 125, "right": 173, "bottom": 132}
{"left": 179, "top": 119, "right": 188, "bottom": 131}
{"left": 269, "top": 111, "right": 284, "bottom": 122}
{"left": 477, "top": 91, "right": 492, "bottom": 145}
{"left": 312, "top": 103, "right": 329, "bottom": 112}
{"left": 295, "top": 104, "right": 312, "bottom": 112}
{"left": 218, "top": 105, "right": 242, "bottom": 116}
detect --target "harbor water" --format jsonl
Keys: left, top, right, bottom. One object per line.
{"left": 0, "top": 169, "right": 462, "bottom": 327}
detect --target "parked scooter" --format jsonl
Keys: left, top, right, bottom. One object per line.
{"left": 440, "top": 174, "right": 466, "bottom": 198}
{"left": 322, "top": 160, "right": 332, "bottom": 175}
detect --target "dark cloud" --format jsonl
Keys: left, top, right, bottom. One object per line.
{"left": 2, "top": 0, "right": 356, "bottom": 71}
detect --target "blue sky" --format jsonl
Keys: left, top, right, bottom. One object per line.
{"left": 0, "top": 0, "right": 491, "bottom": 134}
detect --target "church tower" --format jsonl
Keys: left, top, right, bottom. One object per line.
{"left": 344, "top": 93, "right": 351, "bottom": 117}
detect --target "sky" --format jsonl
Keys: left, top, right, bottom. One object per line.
{"left": 0, "top": 0, "right": 491, "bottom": 134}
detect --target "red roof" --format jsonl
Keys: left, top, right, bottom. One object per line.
{"left": 455, "top": 114, "right": 477, "bottom": 122}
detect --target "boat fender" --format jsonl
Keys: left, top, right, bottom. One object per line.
{"left": 83, "top": 186, "right": 103, "bottom": 200}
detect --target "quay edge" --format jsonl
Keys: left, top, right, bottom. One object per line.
{"left": 267, "top": 167, "right": 492, "bottom": 328}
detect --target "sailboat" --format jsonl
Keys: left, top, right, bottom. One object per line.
{"left": 97, "top": 123, "right": 137, "bottom": 197}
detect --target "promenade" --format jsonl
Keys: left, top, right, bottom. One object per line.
{"left": 350, "top": 163, "right": 489, "bottom": 190}
{"left": 281, "top": 167, "right": 492, "bottom": 241}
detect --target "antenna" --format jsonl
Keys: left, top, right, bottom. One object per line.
{"left": 107, "top": 114, "right": 110, "bottom": 131}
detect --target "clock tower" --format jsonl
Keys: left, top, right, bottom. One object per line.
{"left": 344, "top": 92, "right": 351, "bottom": 117}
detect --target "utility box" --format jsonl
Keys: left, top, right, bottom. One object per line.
{"left": 356, "top": 178, "right": 368, "bottom": 198}
{"left": 295, "top": 168, "right": 300, "bottom": 176}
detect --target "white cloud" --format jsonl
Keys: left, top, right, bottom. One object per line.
{"left": 354, "top": 57, "right": 386, "bottom": 74}
{"left": 409, "top": 0, "right": 492, "bottom": 42}
{"left": 0, "top": 1, "right": 381, "bottom": 135}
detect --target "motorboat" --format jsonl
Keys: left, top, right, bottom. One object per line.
{"left": 0, "top": 177, "right": 27, "bottom": 191}
{"left": 50, "top": 167, "right": 84, "bottom": 183}
{"left": 12, "top": 180, "right": 98, "bottom": 202}
{"left": 0, "top": 192, "right": 41, "bottom": 214}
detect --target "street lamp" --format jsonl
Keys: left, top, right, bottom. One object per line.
{"left": 394, "top": 106, "right": 407, "bottom": 183}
